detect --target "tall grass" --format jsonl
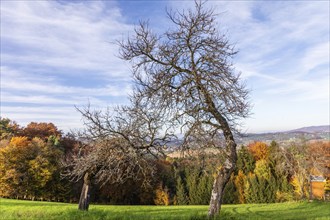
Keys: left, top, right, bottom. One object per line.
{"left": 0, "top": 198, "right": 329, "bottom": 220}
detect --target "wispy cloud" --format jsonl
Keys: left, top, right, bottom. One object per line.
{"left": 1, "top": 1, "right": 130, "bottom": 77}
{"left": 1, "top": 1, "right": 133, "bottom": 130}
{"left": 1, "top": 0, "right": 329, "bottom": 133}
{"left": 2, "top": 67, "right": 132, "bottom": 97}
{"left": 209, "top": 1, "right": 329, "bottom": 131}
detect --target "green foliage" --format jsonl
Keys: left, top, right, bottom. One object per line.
{"left": 1, "top": 118, "right": 327, "bottom": 205}
{"left": 222, "top": 175, "right": 237, "bottom": 204}
{"left": 183, "top": 164, "right": 213, "bottom": 205}
{"left": 254, "top": 159, "right": 271, "bottom": 180}
{"left": 244, "top": 173, "right": 276, "bottom": 203}
{"left": 185, "top": 168, "right": 200, "bottom": 205}
{"left": 236, "top": 146, "right": 255, "bottom": 175}
{"left": 175, "top": 175, "right": 188, "bottom": 205}
{"left": 172, "top": 157, "right": 214, "bottom": 205}
{"left": 275, "top": 191, "right": 294, "bottom": 202}
{"left": 0, "top": 118, "right": 20, "bottom": 139}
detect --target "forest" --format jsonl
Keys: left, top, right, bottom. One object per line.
{"left": 1, "top": 118, "right": 329, "bottom": 205}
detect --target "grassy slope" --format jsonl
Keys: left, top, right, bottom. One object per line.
{"left": 0, "top": 198, "right": 329, "bottom": 220}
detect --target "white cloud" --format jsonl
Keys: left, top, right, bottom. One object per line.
{"left": 1, "top": 66, "right": 132, "bottom": 97}
{"left": 1, "top": 0, "right": 131, "bottom": 77}
{"left": 1, "top": 0, "right": 329, "bottom": 133}
{"left": 301, "top": 41, "right": 329, "bottom": 74}
{"left": 0, "top": 1, "right": 133, "bottom": 131}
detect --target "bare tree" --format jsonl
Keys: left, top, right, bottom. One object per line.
{"left": 119, "top": 1, "right": 249, "bottom": 217}
{"left": 65, "top": 99, "right": 175, "bottom": 210}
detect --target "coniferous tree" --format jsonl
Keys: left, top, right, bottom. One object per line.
{"left": 223, "top": 175, "right": 237, "bottom": 204}
{"left": 237, "top": 146, "right": 255, "bottom": 175}
{"left": 175, "top": 175, "right": 188, "bottom": 205}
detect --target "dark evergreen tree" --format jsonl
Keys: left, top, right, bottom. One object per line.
{"left": 175, "top": 175, "right": 188, "bottom": 205}
{"left": 237, "top": 146, "right": 255, "bottom": 175}
{"left": 223, "top": 175, "right": 237, "bottom": 204}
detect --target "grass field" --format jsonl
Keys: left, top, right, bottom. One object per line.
{"left": 0, "top": 198, "right": 329, "bottom": 220}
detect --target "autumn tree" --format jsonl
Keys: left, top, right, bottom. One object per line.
{"left": 248, "top": 141, "right": 269, "bottom": 161}
{"left": 234, "top": 170, "right": 246, "bottom": 203}
{"left": 118, "top": 1, "right": 249, "bottom": 216}
{"left": 284, "top": 140, "right": 309, "bottom": 200}
{"left": 0, "top": 117, "right": 20, "bottom": 140}
{"left": 22, "top": 122, "right": 61, "bottom": 141}
{"left": 307, "top": 141, "right": 330, "bottom": 178}
{"left": 0, "top": 136, "right": 63, "bottom": 200}
{"left": 67, "top": 99, "right": 174, "bottom": 210}
{"left": 268, "top": 141, "right": 293, "bottom": 201}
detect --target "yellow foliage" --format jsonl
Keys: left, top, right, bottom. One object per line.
{"left": 9, "top": 136, "right": 29, "bottom": 147}
{"left": 290, "top": 176, "right": 302, "bottom": 196}
{"left": 154, "top": 184, "right": 170, "bottom": 206}
{"left": 234, "top": 170, "right": 246, "bottom": 204}
{"left": 276, "top": 191, "right": 293, "bottom": 202}
{"left": 290, "top": 174, "right": 308, "bottom": 199}
{"left": 254, "top": 159, "right": 270, "bottom": 180}
{"left": 324, "top": 179, "right": 330, "bottom": 192}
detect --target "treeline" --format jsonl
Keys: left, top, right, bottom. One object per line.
{"left": 0, "top": 118, "right": 329, "bottom": 204}
{"left": 0, "top": 118, "right": 81, "bottom": 202}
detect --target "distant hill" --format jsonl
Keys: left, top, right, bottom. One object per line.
{"left": 287, "top": 125, "right": 330, "bottom": 133}
{"left": 165, "top": 125, "right": 330, "bottom": 148}
{"left": 237, "top": 125, "right": 330, "bottom": 145}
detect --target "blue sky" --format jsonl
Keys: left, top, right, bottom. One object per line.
{"left": 1, "top": 0, "right": 329, "bottom": 133}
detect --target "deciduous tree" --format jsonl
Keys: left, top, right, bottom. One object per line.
{"left": 22, "top": 122, "right": 61, "bottom": 141}
{"left": 248, "top": 142, "right": 269, "bottom": 161}
{"left": 118, "top": 1, "right": 249, "bottom": 217}
{"left": 67, "top": 99, "right": 173, "bottom": 210}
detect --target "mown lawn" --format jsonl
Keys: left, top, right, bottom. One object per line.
{"left": 0, "top": 198, "right": 329, "bottom": 220}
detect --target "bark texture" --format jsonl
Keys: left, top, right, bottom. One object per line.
{"left": 208, "top": 141, "right": 237, "bottom": 217}
{"left": 78, "top": 172, "right": 90, "bottom": 211}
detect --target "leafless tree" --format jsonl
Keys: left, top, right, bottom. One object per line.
{"left": 65, "top": 99, "right": 175, "bottom": 210}
{"left": 118, "top": 1, "right": 250, "bottom": 217}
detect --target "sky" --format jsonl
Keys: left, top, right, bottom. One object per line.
{"left": 1, "top": 0, "right": 329, "bottom": 133}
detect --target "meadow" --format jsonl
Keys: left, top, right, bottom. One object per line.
{"left": 0, "top": 198, "right": 329, "bottom": 220}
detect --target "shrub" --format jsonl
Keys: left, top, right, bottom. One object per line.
{"left": 154, "top": 184, "right": 170, "bottom": 205}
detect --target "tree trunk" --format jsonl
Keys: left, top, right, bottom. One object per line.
{"left": 78, "top": 172, "right": 91, "bottom": 211}
{"left": 208, "top": 165, "right": 233, "bottom": 217}
{"left": 208, "top": 139, "right": 237, "bottom": 218}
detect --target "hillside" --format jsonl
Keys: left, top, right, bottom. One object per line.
{"left": 288, "top": 125, "right": 330, "bottom": 133}
{"left": 237, "top": 125, "right": 330, "bottom": 145}
{"left": 166, "top": 125, "right": 330, "bottom": 148}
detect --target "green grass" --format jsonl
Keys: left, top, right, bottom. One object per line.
{"left": 0, "top": 198, "right": 329, "bottom": 220}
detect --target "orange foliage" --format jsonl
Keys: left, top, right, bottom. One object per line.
{"left": 307, "top": 141, "right": 330, "bottom": 178}
{"left": 22, "top": 122, "right": 61, "bottom": 140}
{"left": 9, "top": 136, "right": 29, "bottom": 148}
{"left": 248, "top": 141, "right": 269, "bottom": 161}
{"left": 234, "top": 170, "right": 246, "bottom": 204}
{"left": 154, "top": 184, "right": 170, "bottom": 205}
